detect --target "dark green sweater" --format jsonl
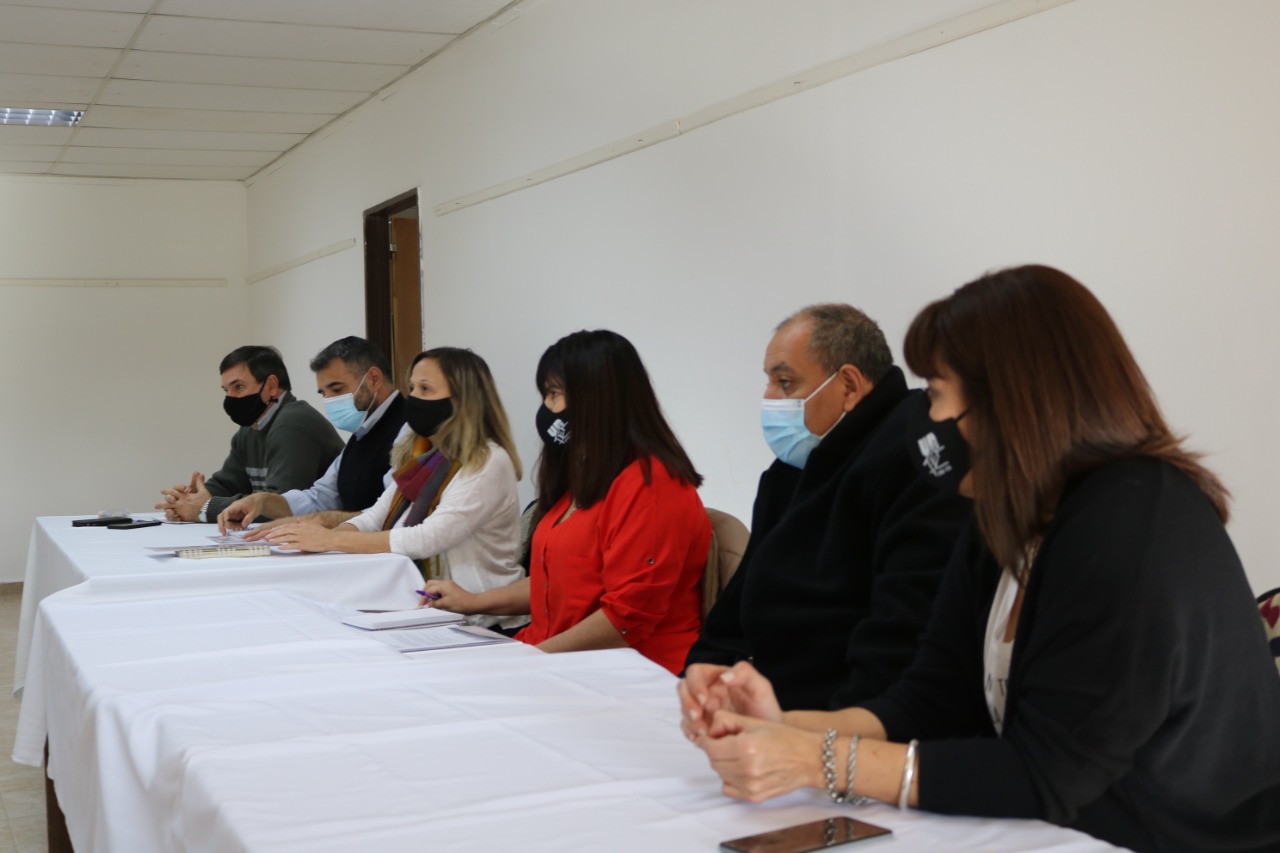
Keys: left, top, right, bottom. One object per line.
{"left": 202, "top": 392, "right": 344, "bottom": 520}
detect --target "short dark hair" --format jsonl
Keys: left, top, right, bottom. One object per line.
{"left": 778, "top": 303, "right": 892, "bottom": 382}
{"left": 308, "top": 336, "right": 392, "bottom": 379}
{"left": 904, "top": 264, "right": 1228, "bottom": 572}
{"left": 219, "top": 345, "right": 291, "bottom": 391}
{"left": 534, "top": 329, "right": 702, "bottom": 513}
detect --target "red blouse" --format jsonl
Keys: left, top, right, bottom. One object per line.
{"left": 516, "top": 458, "right": 710, "bottom": 674}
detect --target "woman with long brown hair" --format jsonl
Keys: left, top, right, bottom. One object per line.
{"left": 424, "top": 329, "right": 711, "bottom": 674}
{"left": 680, "top": 266, "right": 1280, "bottom": 852}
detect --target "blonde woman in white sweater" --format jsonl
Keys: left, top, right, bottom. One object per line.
{"left": 266, "top": 347, "right": 524, "bottom": 629}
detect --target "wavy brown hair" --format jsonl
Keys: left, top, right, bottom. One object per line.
{"left": 904, "top": 265, "right": 1228, "bottom": 572}
{"left": 534, "top": 329, "right": 702, "bottom": 513}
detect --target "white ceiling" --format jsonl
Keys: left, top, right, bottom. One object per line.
{"left": 0, "top": 0, "right": 515, "bottom": 180}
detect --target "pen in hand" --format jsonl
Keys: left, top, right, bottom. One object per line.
{"left": 415, "top": 588, "right": 442, "bottom": 602}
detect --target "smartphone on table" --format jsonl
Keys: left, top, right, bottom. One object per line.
{"left": 72, "top": 516, "right": 132, "bottom": 527}
{"left": 721, "top": 817, "right": 891, "bottom": 853}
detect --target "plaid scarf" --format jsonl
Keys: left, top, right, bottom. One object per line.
{"left": 384, "top": 435, "right": 461, "bottom": 578}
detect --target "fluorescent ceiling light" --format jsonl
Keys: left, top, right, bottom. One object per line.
{"left": 0, "top": 108, "right": 84, "bottom": 127}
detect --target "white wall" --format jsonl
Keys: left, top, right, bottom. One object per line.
{"left": 245, "top": 0, "right": 1280, "bottom": 593}
{"left": 0, "top": 176, "right": 249, "bottom": 581}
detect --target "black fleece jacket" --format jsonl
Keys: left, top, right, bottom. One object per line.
{"left": 685, "top": 367, "right": 972, "bottom": 710}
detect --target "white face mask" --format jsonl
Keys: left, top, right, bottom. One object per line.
{"left": 321, "top": 370, "right": 370, "bottom": 433}
{"left": 760, "top": 372, "right": 838, "bottom": 469}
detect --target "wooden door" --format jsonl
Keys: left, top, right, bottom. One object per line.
{"left": 363, "top": 189, "right": 420, "bottom": 389}
{"left": 389, "top": 216, "right": 422, "bottom": 386}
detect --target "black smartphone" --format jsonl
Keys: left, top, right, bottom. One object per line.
{"left": 72, "top": 516, "right": 133, "bottom": 527}
{"left": 106, "top": 519, "right": 163, "bottom": 530}
{"left": 721, "top": 818, "right": 891, "bottom": 853}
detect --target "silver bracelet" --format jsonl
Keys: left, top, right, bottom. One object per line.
{"left": 898, "top": 739, "right": 919, "bottom": 811}
{"left": 843, "top": 735, "right": 873, "bottom": 805}
{"left": 845, "top": 734, "right": 859, "bottom": 801}
{"left": 822, "top": 728, "right": 843, "bottom": 802}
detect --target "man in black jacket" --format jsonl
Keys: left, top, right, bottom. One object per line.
{"left": 683, "top": 304, "right": 970, "bottom": 710}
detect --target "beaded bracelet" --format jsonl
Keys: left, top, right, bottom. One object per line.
{"left": 821, "top": 728, "right": 843, "bottom": 802}
{"left": 898, "top": 739, "right": 920, "bottom": 811}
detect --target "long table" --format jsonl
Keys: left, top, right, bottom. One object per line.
{"left": 14, "top": 587, "right": 1121, "bottom": 853}
{"left": 13, "top": 514, "right": 425, "bottom": 696}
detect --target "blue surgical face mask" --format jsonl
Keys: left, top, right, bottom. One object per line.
{"left": 761, "top": 372, "right": 839, "bottom": 469}
{"left": 322, "top": 371, "right": 370, "bottom": 433}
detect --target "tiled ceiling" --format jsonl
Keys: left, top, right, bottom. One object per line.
{"left": 0, "top": 0, "right": 516, "bottom": 180}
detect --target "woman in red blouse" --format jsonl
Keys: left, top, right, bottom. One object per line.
{"left": 422, "top": 329, "right": 710, "bottom": 674}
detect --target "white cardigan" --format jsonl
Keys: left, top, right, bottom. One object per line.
{"left": 348, "top": 442, "right": 523, "bottom": 628}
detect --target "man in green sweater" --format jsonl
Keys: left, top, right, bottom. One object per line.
{"left": 156, "top": 345, "right": 344, "bottom": 523}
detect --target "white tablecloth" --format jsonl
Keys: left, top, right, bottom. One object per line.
{"left": 12, "top": 515, "right": 425, "bottom": 695}
{"left": 16, "top": 588, "right": 1121, "bottom": 853}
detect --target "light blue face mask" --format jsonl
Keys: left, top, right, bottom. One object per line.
{"left": 760, "top": 372, "right": 839, "bottom": 469}
{"left": 322, "top": 370, "right": 370, "bottom": 433}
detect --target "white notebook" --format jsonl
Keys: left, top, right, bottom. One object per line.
{"left": 341, "top": 608, "right": 465, "bottom": 631}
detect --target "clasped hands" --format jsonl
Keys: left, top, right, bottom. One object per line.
{"left": 678, "top": 662, "right": 827, "bottom": 803}
{"left": 154, "top": 472, "right": 211, "bottom": 521}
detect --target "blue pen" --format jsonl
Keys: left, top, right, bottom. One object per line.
{"left": 414, "top": 588, "right": 442, "bottom": 601}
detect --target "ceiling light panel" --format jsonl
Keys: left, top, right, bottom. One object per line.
{"left": 0, "top": 108, "right": 84, "bottom": 127}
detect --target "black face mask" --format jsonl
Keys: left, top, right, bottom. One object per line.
{"left": 405, "top": 395, "right": 453, "bottom": 437}
{"left": 536, "top": 403, "right": 570, "bottom": 448}
{"left": 223, "top": 388, "right": 269, "bottom": 427}
{"left": 908, "top": 393, "right": 971, "bottom": 494}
